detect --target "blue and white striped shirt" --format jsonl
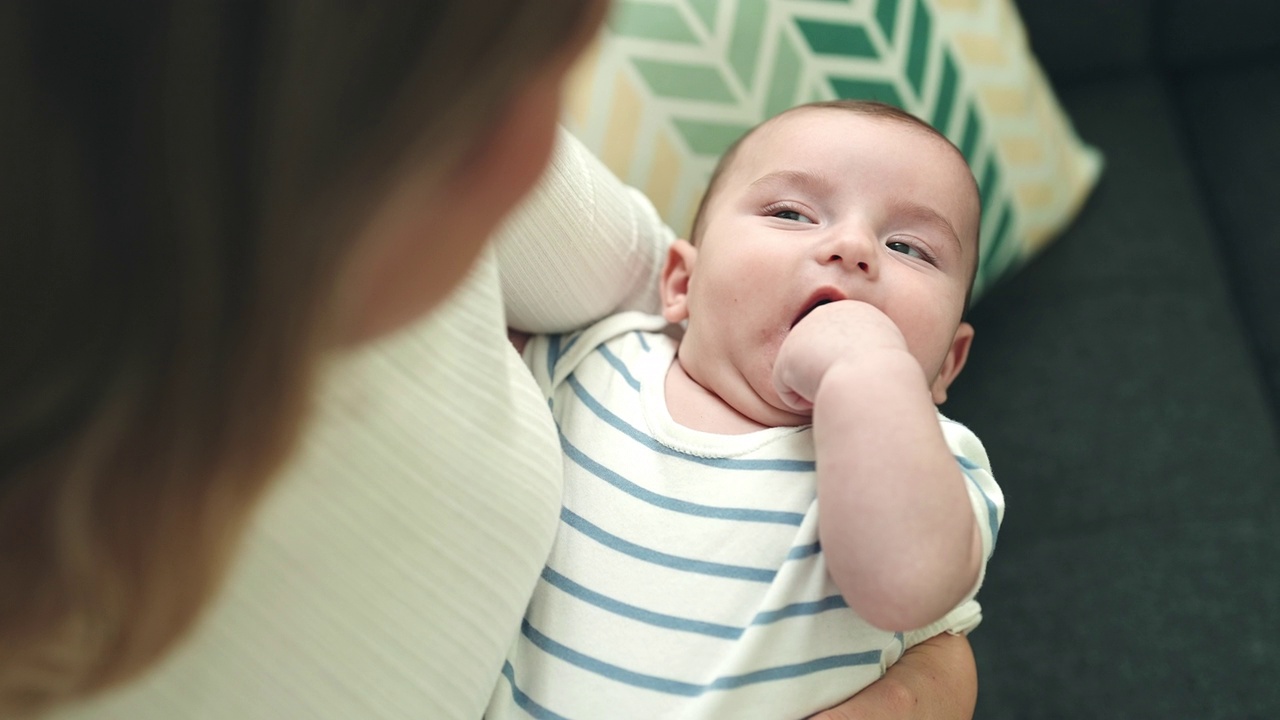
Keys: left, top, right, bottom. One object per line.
{"left": 487, "top": 312, "right": 1004, "bottom": 720}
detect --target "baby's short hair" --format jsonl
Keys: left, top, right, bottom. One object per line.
{"left": 687, "top": 100, "right": 981, "bottom": 309}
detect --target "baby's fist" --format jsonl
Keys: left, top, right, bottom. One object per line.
{"left": 772, "top": 301, "right": 907, "bottom": 412}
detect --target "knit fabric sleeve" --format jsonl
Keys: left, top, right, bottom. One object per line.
{"left": 495, "top": 127, "right": 675, "bottom": 334}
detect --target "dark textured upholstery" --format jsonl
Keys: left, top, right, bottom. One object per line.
{"left": 947, "top": 2, "right": 1280, "bottom": 716}
{"left": 1176, "top": 60, "right": 1280, "bottom": 408}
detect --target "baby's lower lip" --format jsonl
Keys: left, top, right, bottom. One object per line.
{"left": 791, "top": 299, "right": 833, "bottom": 328}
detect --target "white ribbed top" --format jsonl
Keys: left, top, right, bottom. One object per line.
{"left": 54, "top": 128, "right": 672, "bottom": 720}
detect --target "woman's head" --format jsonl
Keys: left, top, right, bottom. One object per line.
{"left": 0, "top": 0, "right": 603, "bottom": 713}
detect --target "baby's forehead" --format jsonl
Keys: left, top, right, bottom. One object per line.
{"left": 720, "top": 110, "right": 977, "bottom": 209}
{"left": 733, "top": 108, "right": 951, "bottom": 172}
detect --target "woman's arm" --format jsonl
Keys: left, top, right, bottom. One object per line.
{"left": 809, "top": 633, "right": 978, "bottom": 720}
{"left": 494, "top": 127, "right": 674, "bottom": 333}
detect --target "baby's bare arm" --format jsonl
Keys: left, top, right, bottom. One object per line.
{"left": 773, "top": 301, "right": 980, "bottom": 631}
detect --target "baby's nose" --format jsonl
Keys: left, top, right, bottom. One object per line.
{"left": 827, "top": 253, "right": 872, "bottom": 273}
{"left": 825, "top": 230, "right": 878, "bottom": 276}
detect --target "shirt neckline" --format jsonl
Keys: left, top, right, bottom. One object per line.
{"left": 637, "top": 331, "right": 808, "bottom": 459}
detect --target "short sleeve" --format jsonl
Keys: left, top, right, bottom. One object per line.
{"left": 522, "top": 312, "right": 670, "bottom": 400}
{"left": 904, "top": 416, "right": 1005, "bottom": 645}
{"left": 941, "top": 416, "right": 1003, "bottom": 568}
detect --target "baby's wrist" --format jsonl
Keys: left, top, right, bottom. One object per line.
{"left": 815, "top": 348, "right": 928, "bottom": 403}
{"left": 836, "top": 346, "right": 920, "bottom": 377}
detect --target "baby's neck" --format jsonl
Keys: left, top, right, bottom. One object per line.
{"left": 663, "top": 356, "right": 772, "bottom": 435}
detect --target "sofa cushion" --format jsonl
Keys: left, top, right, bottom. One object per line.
{"left": 564, "top": 0, "right": 1101, "bottom": 300}
{"left": 974, "top": 515, "right": 1280, "bottom": 719}
{"left": 1174, "top": 59, "right": 1280, "bottom": 414}
{"left": 1161, "top": 0, "right": 1280, "bottom": 68}
{"left": 947, "top": 73, "right": 1280, "bottom": 717}
{"left": 1012, "top": 0, "right": 1156, "bottom": 83}
{"left": 951, "top": 74, "right": 1280, "bottom": 532}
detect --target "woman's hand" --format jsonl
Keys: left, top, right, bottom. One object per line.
{"left": 808, "top": 632, "right": 977, "bottom": 720}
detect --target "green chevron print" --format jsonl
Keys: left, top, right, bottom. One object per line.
{"left": 566, "top": 0, "right": 1102, "bottom": 300}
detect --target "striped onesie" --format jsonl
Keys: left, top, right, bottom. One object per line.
{"left": 487, "top": 311, "right": 1004, "bottom": 720}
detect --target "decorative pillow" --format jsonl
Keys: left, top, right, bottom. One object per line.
{"left": 563, "top": 0, "right": 1102, "bottom": 300}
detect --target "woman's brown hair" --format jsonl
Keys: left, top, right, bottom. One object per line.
{"left": 0, "top": 0, "right": 599, "bottom": 714}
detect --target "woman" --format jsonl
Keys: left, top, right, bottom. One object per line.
{"left": 0, "top": 1, "right": 977, "bottom": 717}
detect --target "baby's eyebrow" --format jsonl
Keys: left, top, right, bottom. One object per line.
{"left": 889, "top": 200, "right": 964, "bottom": 254}
{"left": 747, "top": 169, "right": 837, "bottom": 195}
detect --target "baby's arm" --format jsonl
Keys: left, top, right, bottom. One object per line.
{"left": 773, "top": 301, "right": 982, "bottom": 632}
{"left": 494, "top": 127, "right": 674, "bottom": 333}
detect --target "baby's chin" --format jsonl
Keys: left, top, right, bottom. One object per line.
{"left": 677, "top": 350, "right": 810, "bottom": 430}
{"left": 717, "top": 361, "right": 809, "bottom": 428}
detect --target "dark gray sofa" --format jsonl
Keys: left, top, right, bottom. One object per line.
{"left": 945, "top": 1, "right": 1280, "bottom": 717}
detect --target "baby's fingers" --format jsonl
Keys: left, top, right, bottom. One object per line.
{"left": 772, "top": 355, "right": 818, "bottom": 412}
{"left": 776, "top": 385, "right": 814, "bottom": 412}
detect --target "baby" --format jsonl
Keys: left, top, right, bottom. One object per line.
{"left": 489, "top": 100, "right": 1005, "bottom": 719}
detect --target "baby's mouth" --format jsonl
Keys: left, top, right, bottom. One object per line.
{"left": 791, "top": 289, "right": 847, "bottom": 328}
{"left": 791, "top": 299, "right": 832, "bottom": 328}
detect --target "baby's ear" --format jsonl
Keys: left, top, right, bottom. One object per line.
{"left": 931, "top": 322, "right": 974, "bottom": 404}
{"left": 660, "top": 239, "right": 698, "bottom": 323}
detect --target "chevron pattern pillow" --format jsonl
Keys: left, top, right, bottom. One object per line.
{"left": 563, "top": 0, "right": 1101, "bottom": 300}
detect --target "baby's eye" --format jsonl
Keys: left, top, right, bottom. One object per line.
{"left": 773, "top": 209, "right": 814, "bottom": 223}
{"left": 887, "top": 240, "right": 926, "bottom": 260}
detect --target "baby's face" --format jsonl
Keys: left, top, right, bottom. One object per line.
{"left": 675, "top": 108, "right": 980, "bottom": 420}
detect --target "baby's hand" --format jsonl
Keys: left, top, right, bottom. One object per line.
{"left": 772, "top": 300, "right": 908, "bottom": 412}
